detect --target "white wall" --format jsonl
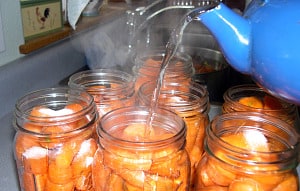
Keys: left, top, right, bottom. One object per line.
{"left": 0, "top": 1, "right": 25, "bottom": 67}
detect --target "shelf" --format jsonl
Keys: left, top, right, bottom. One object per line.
{"left": 19, "top": 3, "right": 127, "bottom": 54}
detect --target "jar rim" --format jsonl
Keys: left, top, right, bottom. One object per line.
{"left": 223, "top": 84, "right": 297, "bottom": 112}
{"left": 206, "top": 111, "right": 299, "bottom": 172}
{"left": 13, "top": 87, "right": 98, "bottom": 136}
{"left": 138, "top": 81, "right": 210, "bottom": 114}
{"left": 97, "top": 106, "right": 186, "bottom": 148}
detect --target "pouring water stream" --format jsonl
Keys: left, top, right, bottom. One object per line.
{"left": 143, "top": 3, "right": 218, "bottom": 136}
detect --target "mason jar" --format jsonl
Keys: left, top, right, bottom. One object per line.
{"left": 13, "top": 87, "right": 98, "bottom": 191}
{"left": 137, "top": 81, "right": 209, "bottom": 189}
{"left": 133, "top": 49, "right": 194, "bottom": 92}
{"left": 195, "top": 112, "right": 299, "bottom": 191}
{"left": 92, "top": 106, "right": 190, "bottom": 190}
{"left": 68, "top": 69, "right": 135, "bottom": 118}
{"left": 223, "top": 84, "right": 297, "bottom": 128}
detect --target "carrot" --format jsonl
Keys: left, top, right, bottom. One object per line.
{"left": 103, "top": 150, "right": 152, "bottom": 171}
{"left": 196, "top": 157, "right": 216, "bottom": 187}
{"left": 272, "top": 173, "right": 298, "bottom": 191}
{"left": 72, "top": 138, "right": 98, "bottom": 190}
{"left": 228, "top": 177, "right": 264, "bottom": 191}
{"left": 149, "top": 151, "right": 182, "bottom": 178}
{"left": 45, "top": 178, "right": 74, "bottom": 191}
{"left": 117, "top": 169, "right": 145, "bottom": 189}
{"left": 48, "top": 162, "right": 73, "bottom": 184}
{"left": 14, "top": 133, "right": 40, "bottom": 161}
{"left": 220, "top": 132, "right": 270, "bottom": 152}
{"left": 197, "top": 185, "right": 228, "bottom": 191}
{"left": 21, "top": 172, "right": 47, "bottom": 191}
{"left": 238, "top": 96, "right": 264, "bottom": 108}
{"left": 143, "top": 174, "right": 175, "bottom": 191}
{"left": 92, "top": 150, "right": 112, "bottom": 191}
{"left": 105, "top": 173, "right": 124, "bottom": 191}
{"left": 205, "top": 157, "right": 236, "bottom": 187}
{"left": 23, "top": 146, "right": 48, "bottom": 174}
{"left": 50, "top": 142, "right": 78, "bottom": 168}
{"left": 250, "top": 173, "right": 285, "bottom": 190}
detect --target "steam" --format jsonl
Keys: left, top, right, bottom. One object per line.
{"left": 73, "top": 16, "right": 133, "bottom": 72}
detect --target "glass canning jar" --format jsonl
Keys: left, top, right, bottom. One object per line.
{"left": 13, "top": 87, "right": 98, "bottom": 191}
{"left": 137, "top": 81, "right": 210, "bottom": 189}
{"left": 223, "top": 84, "right": 297, "bottom": 128}
{"left": 195, "top": 112, "right": 299, "bottom": 191}
{"left": 92, "top": 106, "right": 190, "bottom": 191}
{"left": 68, "top": 69, "right": 135, "bottom": 118}
{"left": 132, "top": 49, "right": 195, "bottom": 92}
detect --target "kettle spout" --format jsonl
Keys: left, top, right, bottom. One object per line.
{"left": 196, "top": 3, "right": 251, "bottom": 74}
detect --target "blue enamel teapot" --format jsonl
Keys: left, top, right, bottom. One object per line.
{"left": 196, "top": 0, "right": 300, "bottom": 105}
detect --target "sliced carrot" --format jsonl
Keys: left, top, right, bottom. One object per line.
{"left": 22, "top": 173, "right": 47, "bottom": 191}
{"left": 228, "top": 177, "right": 264, "bottom": 191}
{"left": 14, "top": 133, "right": 40, "bottom": 161}
{"left": 72, "top": 138, "right": 98, "bottom": 175}
{"left": 34, "top": 174, "right": 47, "bottom": 191}
{"left": 250, "top": 173, "right": 285, "bottom": 190}
{"left": 173, "top": 150, "right": 190, "bottom": 191}
{"left": 22, "top": 172, "right": 35, "bottom": 191}
{"left": 123, "top": 181, "right": 142, "bottom": 191}
{"left": 238, "top": 96, "right": 263, "bottom": 108}
{"left": 196, "top": 158, "right": 215, "bottom": 188}
{"left": 272, "top": 173, "right": 298, "bottom": 191}
{"left": 121, "top": 123, "right": 155, "bottom": 141}
{"left": 45, "top": 178, "right": 74, "bottom": 191}
{"left": 92, "top": 150, "right": 112, "bottom": 191}
{"left": 64, "top": 103, "right": 83, "bottom": 112}
{"left": 51, "top": 141, "right": 80, "bottom": 168}
{"left": 23, "top": 123, "right": 43, "bottom": 133}
{"left": 105, "top": 173, "right": 124, "bottom": 191}
{"left": 48, "top": 162, "right": 73, "bottom": 184}
{"left": 197, "top": 185, "right": 228, "bottom": 191}
{"left": 206, "top": 157, "right": 236, "bottom": 187}
{"left": 144, "top": 174, "right": 175, "bottom": 191}
{"left": 103, "top": 149, "right": 152, "bottom": 171}
{"left": 117, "top": 169, "right": 145, "bottom": 189}
{"left": 72, "top": 138, "right": 98, "bottom": 190}
{"left": 149, "top": 151, "right": 182, "bottom": 178}
{"left": 220, "top": 131, "right": 270, "bottom": 152}
{"left": 30, "top": 106, "right": 53, "bottom": 118}
{"left": 74, "top": 171, "right": 93, "bottom": 191}
{"left": 23, "top": 146, "right": 48, "bottom": 174}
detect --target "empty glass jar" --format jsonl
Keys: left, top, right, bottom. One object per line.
{"left": 92, "top": 106, "right": 190, "bottom": 190}
{"left": 13, "top": 87, "right": 98, "bottom": 191}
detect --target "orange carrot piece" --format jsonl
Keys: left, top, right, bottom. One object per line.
{"left": 45, "top": 178, "right": 74, "bottom": 191}
{"left": 238, "top": 96, "right": 263, "bottom": 108}
{"left": 48, "top": 162, "right": 73, "bottom": 184}
{"left": 23, "top": 146, "right": 48, "bottom": 174}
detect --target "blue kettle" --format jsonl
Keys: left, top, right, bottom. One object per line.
{"left": 196, "top": 0, "right": 300, "bottom": 105}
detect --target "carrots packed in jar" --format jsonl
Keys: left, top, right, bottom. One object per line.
{"left": 222, "top": 84, "right": 297, "bottom": 129}
{"left": 68, "top": 69, "right": 135, "bottom": 118}
{"left": 137, "top": 81, "right": 210, "bottom": 190}
{"left": 92, "top": 106, "right": 190, "bottom": 191}
{"left": 133, "top": 49, "right": 195, "bottom": 93}
{"left": 13, "top": 87, "right": 98, "bottom": 191}
{"left": 195, "top": 112, "right": 299, "bottom": 191}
